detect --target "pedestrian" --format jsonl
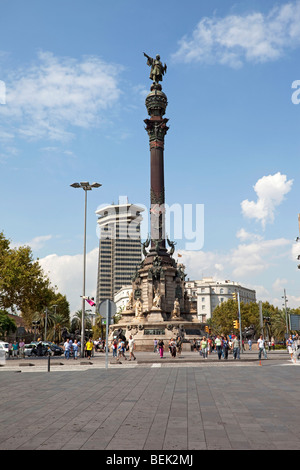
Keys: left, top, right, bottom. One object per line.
{"left": 73, "top": 339, "right": 78, "bottom": 360}
{"left": 232, "top": 336, "right": 240, "bottom": 360}
{"left": 200, "top": 336, "right": 208, "bottom": 359}
{"left": 19, "top": 339, "right": 25, "bottom": 358}
{"left": 36, "top": 338, "right": 43, "bottom": 357}
{"left": 176, "top": 336, "right": 182, "bottom": 356}
{"left": 117, "top": 338, "right": 123, "bottom": 359}
{"left": 207, "top": 337, "right": 212, "bottom": 355}
{"left": 286, "top": 335, "right": 294, "bottom": 360}
{"left": 153, "top": 338, "right": 158, "bottom": 353}
{"left": 215, "top": 335, "right": 222, "bottom": 360}
{"left": 257, "top": 335, "right": 267, "bottom": 360}
{"left": 271, "top": 337, "right": 275, "bottom": 351}
{"left": 158, "top": 338, "right": 164, "bottom": 358}
{"left": 8, "top": 341, "right": 13, "bottom": 357}
{"left": 222, "top": 336, "right": 230, "bottom": 360}
{"left": 248, "top": 339, "right": 252, "bottom": 351}
{"left": 169, "top": 338, "right": 176, "bottom": 357}
{"left": 64, "top": 338, "right": 71, "bottom": 360}
{"left": 111, "top": 338, "right": 117, "bottom": 358}
{"left": 85, "top": 337, "right": 94, "bottom": 360}
{"left": 12, "top": 340, "right": 18, "bottom": 357}
{"left": 128, "top": 335, "right": 136, "bottom": 361}
{"left": 121, "top": 338, "right": 127, "bottom": 360}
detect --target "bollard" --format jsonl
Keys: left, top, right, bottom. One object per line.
{"left": 48, "top": 354, "right": 50, "bottom": 372}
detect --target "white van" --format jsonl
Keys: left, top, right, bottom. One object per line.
{"left": 0, "top": 341, "right": 10, "bottom": 359}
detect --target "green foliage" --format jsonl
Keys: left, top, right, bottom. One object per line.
{"left": 70, "top": 310, "right": 92, "bottom": 333}
{"left": 0, "top": 231, "right": 52, "bottom": 315}
{"left": 0, "top": 310, "right": 17, "bottom": 337}
{"left": 0, "top": 231, "right": 70, "bottom": 334}
{"left": 210, "top": 299, "right": 288, "bottom": 340}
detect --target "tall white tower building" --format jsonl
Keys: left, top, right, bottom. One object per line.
{"left": 95, "top": 199, "right": 144, "bottom": 305}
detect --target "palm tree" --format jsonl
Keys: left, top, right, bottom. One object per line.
{"left": 271, "top": 310, "right": 287, "bottom": 341}
{"left": 70, "top": 310, "right": 92, "bottom": 335}
{"left": 49, "top": 312, "right": 69, "bottom": 343}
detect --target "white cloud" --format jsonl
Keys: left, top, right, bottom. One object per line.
{"left": 176, "top": 236, "right": 292, "bottom": 287}
{"left": 39, "top": 247, "right": 98, "bottom": 316}
{"left": 236, "top": 228, "right": 262, "bottom": 242}
{"left": 230, "top": 238, "right": 290, "bottom": 278}
{"left": 172, "top": 1, "right": 300, "bottom": 67}
{"left": 272, "top": 278, "right": 288, "bottom": 292}
{"left": 241, "top": 172, "right": 293, "bottom": 228}
{"left": 291, "top": 241, "right": 300, "bottom": 261}
{"left": 0, "top": 51, "right": 123, "bottom": 142}
{"left": 12, "top": 234, "right": 53, "bottom": 251}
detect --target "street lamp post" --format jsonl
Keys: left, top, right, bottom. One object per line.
{"left": 52, "top": 304, "right": 57, "bottom": 343}
{"left": 70, "top": 181, "right": 102, "bottom": 358}
{"left": 282, "top": 289, "right": 289, "bottom": 337}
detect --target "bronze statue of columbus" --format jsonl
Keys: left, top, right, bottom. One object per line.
{"left": 144, "top": 52, "right": 167, "bottom": 84}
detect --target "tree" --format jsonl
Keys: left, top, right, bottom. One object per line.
{"left": 211, "top": 298, "right": 288, "bottom": 341}
{"left": 0, "top": 310, "right": 17, "bottom": 338}
{"left": 0, "top": 231, "right": 53, "bottom": 317}
{"left": 49, "top": 312, "right": 69, "bottom": 343}
{"left": 70, "top": 310, "right": 92, "bottom": 335}
{"left": 211, "top": 299, "right": 260, "bottom": 337}
{"left": 0, "top": 232, "right": 70, "bottom": 334}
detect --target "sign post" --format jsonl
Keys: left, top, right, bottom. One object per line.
{"left": 99, "top": 299, "right": 116, "bottom": 369}
{"left": 237, "top": 292, "right": 243, "bottom": 354}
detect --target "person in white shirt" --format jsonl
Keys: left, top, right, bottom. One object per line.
{"left": 257, "top": 335, "right": 267, "bottom": 360}
{"left": 128, "top": 335, "right": 136, "bottom": 361}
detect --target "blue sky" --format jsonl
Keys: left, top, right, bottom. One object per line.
{"left": 1, "top": 0, "right": 300, "bottom": 314}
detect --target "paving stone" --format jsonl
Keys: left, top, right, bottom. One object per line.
{"left": 0, "top": 359, "right": 300, "bottom": 450}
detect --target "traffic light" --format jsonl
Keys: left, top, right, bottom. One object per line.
{"left": 233, "top": 320, "right": 239, "bottom": 329}
{"left": 232, "top": 292, "right": 237, "bottom": 301}
{"left": 205, "top": 325, "right": 209, "bottom": 333}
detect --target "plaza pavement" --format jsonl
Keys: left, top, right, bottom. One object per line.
{"left": 0, "top": 349, "right": 299, "bottom": 451}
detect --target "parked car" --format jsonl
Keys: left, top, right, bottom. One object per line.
{"left": 0, "top": 341, "right": 9, "bottom": 359}
{"left": 24, "top": 342, "right": 50, "bottom": 357}
{"left": 24, "top": 341, "right": 64, "bottom": 357}
{"left": 44, "top": 341, "right": 63, "bottom": 356}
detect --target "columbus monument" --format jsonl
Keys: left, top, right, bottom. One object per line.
{"left": 109, "top": 53, "right": 204, "bottom": 350}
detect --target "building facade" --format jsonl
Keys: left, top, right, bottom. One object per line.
{"left": 114, "top": 284, "right": 133, "bottom": 313}
{"left": 96, "top": 201, "right": 144, "bottom": 306}
{"left": 185, "top": 277, "right": 256, "bottom": 322}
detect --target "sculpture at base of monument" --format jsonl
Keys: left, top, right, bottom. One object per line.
{"left": 125, "top": 290, "right": 134, "bottom": 311}
{"left": 152, "top": 287, "right": 162, "bottom": 310}
{"left": 135, "top": 298, "right": 143, "bottom": 318}
{"left": 171, "top": 298, "right": 181, "bottom": 319}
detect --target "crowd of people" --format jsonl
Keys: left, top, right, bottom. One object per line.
{"left": 5, "top": 339, "right": 26, "bottom": 357}
{"left": 286, "top": 333, "right": 300, "bottom": 361}
{"left": 152, "top": 336, "right": 183, "bottom": 358}
{"left": 191, "top": 335, "right": 242, "bottom": 360}
{"left": 4, "top": 332, "right": 300, "bottom": 363}
{"left": 110, "top": 335, "right": 136, "bottom": 361}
